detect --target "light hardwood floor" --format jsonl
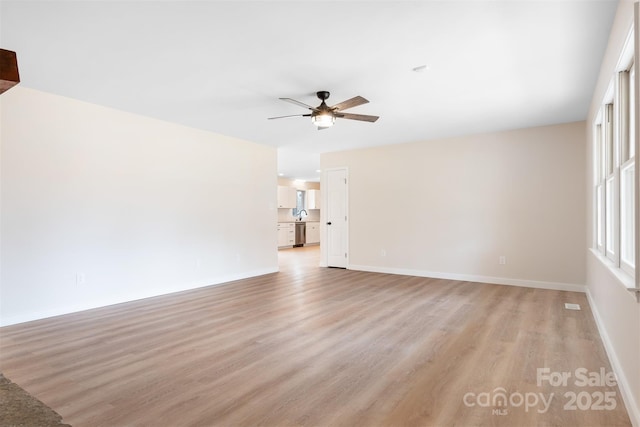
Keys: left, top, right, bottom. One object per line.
{"left": 0, "top": 246, "right": 631, "bottom": 426}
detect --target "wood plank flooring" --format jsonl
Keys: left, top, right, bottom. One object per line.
{"left": 0, "top": 246, "right": 631, "bottom": 426}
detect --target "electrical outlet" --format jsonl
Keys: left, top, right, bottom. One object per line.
{"left": 76, "top": 273, "right": 86, "bottom": 285}
{"left": 499, "top": 256, "right": 506, "bottom": 265}
{"left": 380, "top": 249, "right": 387, "bottom": 257}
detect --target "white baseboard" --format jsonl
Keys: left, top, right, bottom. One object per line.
{"left": 586, "top": 290, "right": 640, "bottom": 427}
{"left": 0, "top": 267, "right": 278, "bottom": 327}
{"left": 347, "top": 264, "right": 586, "bottom": 293}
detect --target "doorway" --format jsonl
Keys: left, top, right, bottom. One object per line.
{"left": 323, "top": 168, "right": 348, "bottom": 268}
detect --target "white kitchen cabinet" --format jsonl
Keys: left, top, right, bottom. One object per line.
{"left": 277, "top": 223, "right": 295, "bottom": 248}
{"left": 277, "top": 186, "right": 297, "bottom": 208}
{"left": 277, "top": 224, "right": 287, "bottom": 247}
{"left": 306, "top": 189, "right": 321, "bottom": 209}
{"left": 306, "top": 222, "right": 320, "bottom": 244}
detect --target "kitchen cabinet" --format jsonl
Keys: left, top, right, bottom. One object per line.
{"left": 306, "top": 222, "right": 320, "bottom": 244}
{"left": 306, "top": 189, "right": 321, "bottom": 209}
{"left": 277, "top": 186, "right": 297, "bottom": 208}
{"left": 277, "top": 222, "right": 295, "bottom": 247}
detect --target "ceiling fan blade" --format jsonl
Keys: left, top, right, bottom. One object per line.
{"left": 331, "top": 96, "right": 369, "bottom": 111}
{"left": 268, "top": 114, "right": 311, "bottom": 120}
{"left": 336, "top": 112, "right": 379, "bottom": 123}
{"left": 279, "top": 98, "right": 318, "bottom": 111}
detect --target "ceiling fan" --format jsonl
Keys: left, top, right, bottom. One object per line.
{"left": 268, "top": 91, "right": 379, "bottom": 130}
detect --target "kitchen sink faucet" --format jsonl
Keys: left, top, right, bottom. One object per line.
{"left": 298, "top": 209, "right": 308, "bottom": 221}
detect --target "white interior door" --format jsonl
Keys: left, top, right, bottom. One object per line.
{"left": 326, "top": 168, "right": 348, "bottom": 268}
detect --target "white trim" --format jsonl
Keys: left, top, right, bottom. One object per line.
{"left": 590, "top": 248, "right": 637, "bottom": 293}
{"left": 606, "top": 174, "right": 618, "bottom": 262}
{"left": 616, "top": 23, "right": 635, "bottom": 74}
{"left": 347, "top": 264, "right": 585, "bottom": 293}
{"left": 0, "top": 267, "right": 278, "bottom": 327}
{"left": 586, "top": 289, "right": 640, "bottom": 427}
{"left": 345, "top": 168, "right": 350, "bottom": 269}
{"left": 620, "top": 158, "right": 636, "bottom": 276}
{"left": 604, "top": 78, "right": 616, "bottom": 106}
{"left": 635, "top": 3, "right": 640, "bottom": 290}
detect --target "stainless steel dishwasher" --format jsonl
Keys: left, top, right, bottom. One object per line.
{"left": 294, "top": 222, "right": 306, "bottom": 247}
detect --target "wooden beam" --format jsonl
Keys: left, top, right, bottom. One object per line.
{"left": 0, "top": 49, "right": 20, "bottom": 94}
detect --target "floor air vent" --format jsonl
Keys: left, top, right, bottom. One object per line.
{"left": 564, "top": 303, "right": 581, "bottom": 310}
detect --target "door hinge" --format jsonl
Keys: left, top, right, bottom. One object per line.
{"left": 345, "top": 253, "right": 347, "bottom": 258}
{"left": 344, "top": 178, "right": 347, "bottom": 184}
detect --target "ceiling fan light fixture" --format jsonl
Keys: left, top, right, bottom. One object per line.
{"left": 270, "top": 90, "right": 378, "bottom": 128}
{"left": 312, "top": 112, "right": 335, "bottom": 128}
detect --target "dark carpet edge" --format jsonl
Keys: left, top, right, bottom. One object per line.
{"left": 0, "top": 373, "right": 71, "bottom": 427}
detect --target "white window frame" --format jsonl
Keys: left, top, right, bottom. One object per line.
{"left": 592, "top": 26, "right": 637, "bottom": 285}
{"left": 620, "top": 158, "right": 635, "bottom": 275}
{"left": 603, "top": 102, "right": 618, "bottom": 263}
{"left": 619, "top": 65, "right": 636, "bottom": 276}
{"left": 594, "top": 120, "right": 604, "bottom": 252}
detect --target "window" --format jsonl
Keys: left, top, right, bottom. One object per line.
{"left": 605, "top": 176, "right": 615, "bottom": 256}
{"left": 620, "top": 65, "right": 636, "bottom": 274}
{"left": 620, "top": 161, "right": 635, "bottom": 272}
{"left": 630, "top": 65, "right": 636, "bottom": 159}
{"left": 603, "top": 104, "right": 617, "bottom": 261}
{"left": 292, "top": 190, "right": 306, "bottom": 217}
{"left": 593, "top": 57, "right": 636, "bottom": 279}
{"left": 596, "top": 184, "right": 604, "bottom": 251}
{"left": 595, "top": 124, "right": 604, "bottom": 252}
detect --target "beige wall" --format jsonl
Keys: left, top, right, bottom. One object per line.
{"left": 322, "top": 121, "right": 586, "bottom": 290}
{"left": 0, "top": 87, "right": 278, "bottom": 326}
{"left": 585, "top": 1, "right": 640, "bottom": 425}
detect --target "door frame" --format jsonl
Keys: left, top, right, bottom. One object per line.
{"left": 320, "top": 167, "right": 349, "bottom": 268}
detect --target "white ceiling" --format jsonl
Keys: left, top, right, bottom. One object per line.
{"left": 1, "top": 1, "right": 617, "bottom": 182}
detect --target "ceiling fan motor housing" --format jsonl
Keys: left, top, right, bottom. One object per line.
{"left": 317, "top": 91, "right": 330, "bottom": 101}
